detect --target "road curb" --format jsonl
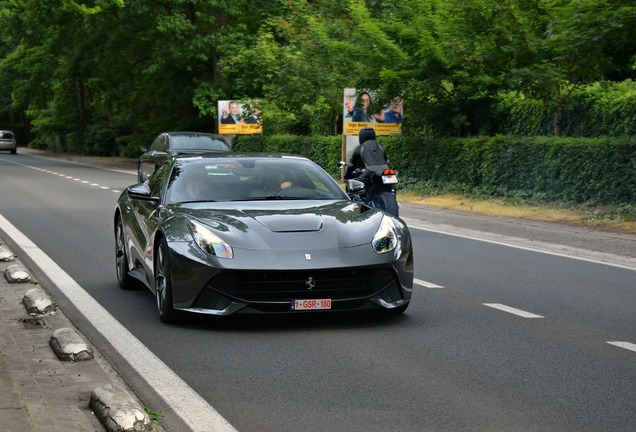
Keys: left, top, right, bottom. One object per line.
{"left": 90, "top": 384, "right": 154, "bottom": 432}
{"left": 0, "top": 244, "right": 15, "bottom": 261}
{"left": 5, "top": 263, "right": 31, "bottom": 283}
{"left": 49, "top": 327, "right": 94, "bottom": 362}
{"left": 0, "top": 239, "right": 162, "bottom": 432}
{"left": 22, "top": 287, "right": 55, "bottom": 314}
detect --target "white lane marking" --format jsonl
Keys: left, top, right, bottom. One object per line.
{"left": 414, "top": 278, "right": 444, "bottom": 288}
{"left": 607, "top": 341, "right": 636, "bottom": 353}
{"left": 22, "top": 152, "right": 137, "bottom": 176}
{"left": 403, "top": 217, "right": 636, "bottom": 272}
{"left": 0, "top": 214, "right": 237, "bottom": 432}
{"left": 483, "top": 303, "right": 544, "bottom": 318}
{"left": 0, "top": 157, "right": 123, "bottom": 194}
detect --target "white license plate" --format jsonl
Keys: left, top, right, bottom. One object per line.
{"left": 382, "top": 175, "right": 398, "bottom": 184}
{"left": 291, "top": 299, "right": 332, "bottom": 310}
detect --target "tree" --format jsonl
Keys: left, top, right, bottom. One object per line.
{"left": 1, "top": 0, "right": 635, "bottom": 149}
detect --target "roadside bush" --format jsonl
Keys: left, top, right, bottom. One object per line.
{"left": 28, "top": 138, "right": 48, "bottom": 150}
{"left": 234, "top": 134, "right": 342, "bottom": 177}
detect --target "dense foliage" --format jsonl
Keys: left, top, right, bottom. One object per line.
{"left": 498, "top": 80, "right": 636, "bottom": 137}
{"left": 1, "top": 0, "right": 635, "bottom": 152}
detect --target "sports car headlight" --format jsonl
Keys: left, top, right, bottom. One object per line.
{"left": 372, "top": 216, "right": 398, "bottom": 254}
{"left": 188, "top": 221, "right": 233, "bottom": 259}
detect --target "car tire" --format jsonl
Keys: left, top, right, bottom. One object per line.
{"left": 115, "top": 216, "right": 136, "bottom": 290}
{"left": 11, "top": 148, "right": 16, "bottom": 154}
{"left": 155, "top": 238, "right": 179, "bottom": 323}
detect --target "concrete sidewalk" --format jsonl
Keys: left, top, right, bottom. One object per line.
{"left": 0, "top": 237, "right": 159, "bottom": 432}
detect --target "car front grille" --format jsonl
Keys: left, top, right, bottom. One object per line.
{"left": 206, "top": 267, "right": 398, "bottom": 303}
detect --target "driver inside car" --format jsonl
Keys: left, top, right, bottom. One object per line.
{"left": 250, "top": 170, "right": 293, "bottom": 197}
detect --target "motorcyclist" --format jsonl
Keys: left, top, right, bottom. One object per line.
{"left": 344, "top": 127, "right": 389, "bottom": 182}
{"left": 343, "top": 127, "right": 399, "bottom": 216}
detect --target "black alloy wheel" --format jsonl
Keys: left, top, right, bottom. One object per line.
{"left": 115, "top": 217, "right": 135, "bottom": 290}
{"left": 155, "top": 238, "right": 179, "bottom": 323}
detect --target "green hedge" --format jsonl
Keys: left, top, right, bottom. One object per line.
{"left": 235, "top": 134, "right": 636, "bottom": 206}
{"left": 234, "top": 134, "right": 343, "bottom": 178}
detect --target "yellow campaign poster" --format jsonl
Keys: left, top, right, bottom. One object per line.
{"left": 342, "top": 88, "right": 402, "bottom": 136}
{"left": 217, "top": 100, "right": 262, "bottom": 135}
{"left": 373, "top": 123, "right": 402, "bottom": 136}
{"left": 219, "top": 124, "right": 262, "bottom": 135}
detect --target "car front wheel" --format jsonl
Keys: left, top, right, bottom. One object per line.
{"left": 155, "top": 238, "right": 179, "bottom": 323}
{"left": 115, "top": 217, "right": 135, "bottom": 290}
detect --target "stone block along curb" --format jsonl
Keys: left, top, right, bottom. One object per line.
{"left": 90, "top": 384, "right": 154, "bottom": 432}
{"left": 0, "top": 244, "right": 16, "bottom": 261}
{"left": 49, "top": 327, "right": 94, "bottom": 362}
{"left": 22, "top": 286, "right": 56, "bottom": 314}
{"left": 5, "top": 263, "right": 31, "bottom": 283}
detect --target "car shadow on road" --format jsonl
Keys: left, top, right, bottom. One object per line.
{"left": 170, "top": 309, "right": 415, "bottom": 333}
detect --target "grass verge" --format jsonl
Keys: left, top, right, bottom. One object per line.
{"left": 399, "top": 191, "right": 636, "bottom": 235}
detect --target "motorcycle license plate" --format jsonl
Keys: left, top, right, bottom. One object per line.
{"left": 291, "top": 299, "right": 332, "bottom": 310}
{"left": 382, "top": 175, "right": 398, "bottom": 184}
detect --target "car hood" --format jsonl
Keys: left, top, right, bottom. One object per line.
{"left": 163, "top": 200, "right": 386, "bottom": 251}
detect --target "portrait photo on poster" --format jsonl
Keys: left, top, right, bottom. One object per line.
{"left": 343, "top": 88, "right": 402, "bottom": 136}
{"left": 218, "top": 99, "right": 263, "bottom": 135}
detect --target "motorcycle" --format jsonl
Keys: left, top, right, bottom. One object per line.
{"left": 338, "top": 161, "right": 400, "bottom": 217}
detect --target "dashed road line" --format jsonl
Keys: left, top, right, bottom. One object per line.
{"left": 607, "top": 341, "right": 636, "bottom": 353}
{"left": 1, "top": 157, "right": 123, "bottom": 194}
{"left": 483, "top": 303, "right": 545, "bottom": 318}
{"left": 414, "top": 278, "right": 444, "bottom": 288}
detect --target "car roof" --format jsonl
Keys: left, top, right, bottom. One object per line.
{"left": 164, "top": 131, "right": 227, "bottom": 139}
{"left": 172, "top": 152, "right": 309, "bottom": 163}
{"left": 160, "top": 132, "right": 232, "bottom": 152}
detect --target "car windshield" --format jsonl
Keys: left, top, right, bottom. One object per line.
{"left": 170, "top": 136, "right": 230, "bottom": 151}
{"left": 166, "top": 157, "right": 347, "bottom": 204}
{"left": 0, "top": 132, "right": 13, "bottom": 139}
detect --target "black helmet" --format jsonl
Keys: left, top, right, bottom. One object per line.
{"left": 358, "top": 127, "right": 376, "bottom": 144}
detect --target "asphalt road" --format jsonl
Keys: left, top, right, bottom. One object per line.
{"left": 1, "top": 150, "right": 635, "bottom": 432}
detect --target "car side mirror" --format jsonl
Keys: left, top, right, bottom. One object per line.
{"left": 345, "top": 179, "right": 365, "bottom": 196}
{"left": 127, "top": 184, "right": 159, "bottom": 202}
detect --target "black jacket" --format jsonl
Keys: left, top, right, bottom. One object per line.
{"left": 345, "top": 128, "right": 388, "bottom": 180}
